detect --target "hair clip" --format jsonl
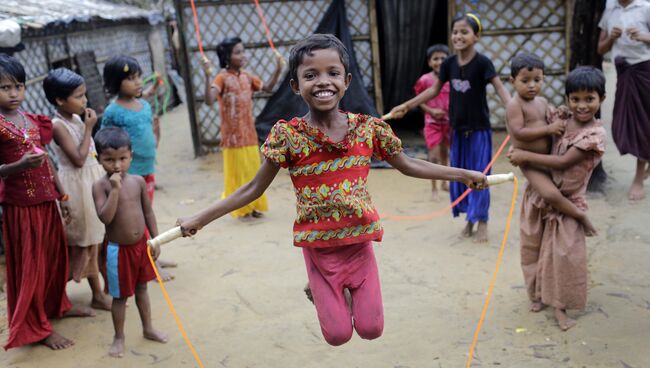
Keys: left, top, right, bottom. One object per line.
{"left": 123, "top": 64, "right": 129, "bottom": 73}
{"left": 466, "top": 13, "right": 482, "bottom": 33}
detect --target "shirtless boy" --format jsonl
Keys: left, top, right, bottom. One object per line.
{"left": 92, "top": 127, "right": 167, "bottom": 357}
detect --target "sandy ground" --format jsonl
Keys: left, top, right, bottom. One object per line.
{"left": 1, "top": 62, "right": 649, "bottom": 367}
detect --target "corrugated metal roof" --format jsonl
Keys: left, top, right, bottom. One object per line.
{"left": 0, "top": 0, "right": 163, "bottom": 29}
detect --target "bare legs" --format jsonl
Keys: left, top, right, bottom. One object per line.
{"left": 628, "top": 159, "right": 647, "bottom": 201}
{"left": 428, "top": 143, "right": 449, "bottom": 201}
{"left": 109, "top": 283, "right": 167, "bottom": 358}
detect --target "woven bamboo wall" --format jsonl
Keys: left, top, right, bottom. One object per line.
{"left": 175, "top": 0, "right": 375, "bottom": 154}
{"left": 450, "top": 0, "right": 568, "bottom": 125}
{"left": 16, "top": 24, "right": 160, "bottom": 116}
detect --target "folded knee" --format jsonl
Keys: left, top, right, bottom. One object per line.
{"left": 355, "top": 322, "right": 383, "bottom": 341}
{"left": 323, "top": 328, "right": 353, "bottom": 346}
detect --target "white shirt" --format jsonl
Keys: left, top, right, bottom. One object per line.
{"left": 599, "top": 0, "right": 650, "bottom": 64}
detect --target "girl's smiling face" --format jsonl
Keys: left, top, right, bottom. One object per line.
{"left": 567, "top": 90, "right": 604, "bottom": 124}
{"left": 290, "top": 48, "right": 351, "bottom": 113}
{"left": 451, "top": 20, "right": 479, "bottom": 51}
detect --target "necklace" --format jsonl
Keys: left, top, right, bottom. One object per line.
{"left": 0, "top": 111, "right": 31, "bottom": 144}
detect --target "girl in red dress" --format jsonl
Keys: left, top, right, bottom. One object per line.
{"left": 0, "top": 54, "right": 92, "bottom": 351}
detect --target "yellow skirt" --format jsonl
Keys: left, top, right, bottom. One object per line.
{"left": 222, "top": 145, "right": 269, "bottom": 217}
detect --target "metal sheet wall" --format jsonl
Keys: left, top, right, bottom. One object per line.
{"left": 175, "top": 0, "right": 374, "bottom": 154}
{"left": 450, "top": 0, "right": 568, "bottom": 125}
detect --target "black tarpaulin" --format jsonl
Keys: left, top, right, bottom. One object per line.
{"left": 255, "top": 0, "right": 378, "bottom": 140}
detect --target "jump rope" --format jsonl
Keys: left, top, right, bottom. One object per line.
{"left": 145, "top": 2, "right": 519, "bottom": 367}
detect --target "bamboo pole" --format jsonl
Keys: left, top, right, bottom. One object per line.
{"left": 368, "top": 0, "right": 383, "bottom": 114}
{"left": 173, "top": 0, "right": 204, "bottom": 156}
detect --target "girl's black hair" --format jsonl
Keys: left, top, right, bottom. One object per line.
{"left": 43, "top": 68, "right": 85, "bottom": 105}
{"left": 289, "top": 34, "right": 350, "bottom": 83}
{"left": 216, "top": 37, "right": 243, "bottom": 68}
{"left": 565, "top": 66, "right": 606, "bottom": 97}
{"left": 95, "top": 127, "right": 132, "bottom": 155}
{"left": 451, "top": 14, "right": 481, "bottom": 34}
{"left": 510, "top": 53, "right": 545, "bottom": 78}
{"left": 0, "top": 53, "right": 26, "bottom": 84}
{"left": 103, "top": 55, "right": 142, "bottom": 95}
{"left": 426, "top": 44, "right": 450, "bottom": 59}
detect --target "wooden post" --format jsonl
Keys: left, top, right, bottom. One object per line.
{"left": 173, "top": 0, "right": 203, "bottom": 157}
{"left": 368, "top": 0, "right": 383, "bottom": 114}
{"left": 569, "top": 0, "right": 607, "bottom": 192}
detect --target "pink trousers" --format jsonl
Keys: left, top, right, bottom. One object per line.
{"left": 302, "top": 241, "right": 384, "bottom": 346}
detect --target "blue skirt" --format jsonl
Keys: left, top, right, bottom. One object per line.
{"left": 449, "top": 129, "right": 491, "bottom": 223}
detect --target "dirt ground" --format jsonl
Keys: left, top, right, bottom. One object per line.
{"left": 1, "top": 62, "right": 649, "bottom": 367}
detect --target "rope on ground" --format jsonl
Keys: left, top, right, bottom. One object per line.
{"left": 466, "top": 175, "right": 518, "bottom": 367}
{"left": 380, "top": 135, "right": 511, "bottom": 221}
{"left": 147, "top": 250, "right": 205, "bottom": 368}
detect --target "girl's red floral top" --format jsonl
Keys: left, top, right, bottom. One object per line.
{"left": 0, "top": 112, "right": 60, "bottom": 205}
{"left": 261, "top": 112, "right": 402, "bottom": 248}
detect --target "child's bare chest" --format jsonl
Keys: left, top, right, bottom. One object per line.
{"left": 522, "top": 100, "right": 547, "bottom": 127}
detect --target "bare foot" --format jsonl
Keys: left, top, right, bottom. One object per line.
{"left": 144, "top": 328, "right": 168, "bottom": 343}
{"left": 460, "top": 222, "right": 474, "bottom": 238}
{"left": 304, "top": 283, "right": 314, "bottom": 304}
{"left": 430, "top": 188, "right": 441, "bottom": 201}
{"left": 157, "top": 267, "right": 175, "bottom": 282}
{"left": 238, "top": 214, "right": 254, "bottom": 222}
{"left": 473, "top": 221, "right": 488, "bottom": 243}
{"left": 109, "top": 336, "right": 125, "bottom": 358}
{"left": 157, "top": 259, "right": 177, "bottom": 268}
{"left": 579, "top": 215, "right": 598, "bottom": 237}
{"left": 628, "top": 180, "right": 646, "bottom": 201}
{"left": 529, "top": 301, "right": 545, "bottom": 312}
{"left": 41, "top": 332, "right": 74, "bottom": 350}
{"left": 251, "top": 210, "right": 264, "bottom": 218}
{"left": 554, "top": 308, "right": 577, "bottom": 331}
{"left": 63, "top": 305, "right": 95, "bottom": 317}
{"left": 91, "top": 293, "right": 113, "bottom": 311}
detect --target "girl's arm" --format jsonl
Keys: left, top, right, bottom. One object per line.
{"left": 261, "top": 52, "right": 285, "bottom": 93}
{"left": 0, "top": 151, "right": 47, "bottom": 177}
{"left": 92, "top": 174, "right": 121, "bottom": 224}
{"left": 598, "top": 28, "right": 622, "bottom": 55}
{"left": 490, "top": 76, "right": 511, "bottom": 105}
{"left": 177, "top": 159, "right": 280, "bottom": 235}
{"left": 388, "top": 79, "right": 443, "bottom": 119}
{"left": 52, "top": 109, "right": 98, "bottom": 168}
{"left": 201, "top": 58, "right": 220, "bottom": 106}
{"left": 508, "top": 146, "right": 592, "bottom": 170}
{"left": 419, "top": 105, "right": 446, "bottom": 119}
{"left": 627, "top": 27, "right": 650, "bottom": 45}
{"left": 48, "top": 157, "right": 71, "bottom": 223}
{"left": 386, "top": 152, "right": 487, "bottom": 189}
{"left": 506, "top": 99, "right": 564, "bottom": 141}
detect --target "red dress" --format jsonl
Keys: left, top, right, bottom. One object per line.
{"left": 0, "top": 112, "right": 71, "bottom": 350}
